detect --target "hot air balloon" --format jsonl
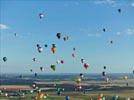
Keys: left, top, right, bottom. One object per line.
{"left": 19, "top": 75, "right": 23, "bottom": 78}
{"left": 104, "top": 66, "right": 106, "bottom": 69}
{"left": 65, "top": 96, "right": 70, "bottom": 100}
{"left": 66, "top": 36, "right": 69, "bottom": 40}
{"left": 63, "top": 37, "right": 67, "bottom": 41}
{"left": 32, "top": 58, "right": 36, "bottom": 62}
{"left": 75, "top": 77, "right": 81, "bottom": 84}
{"left": 36, "top": 44, "right": 40, "bottom": 48}
{"left": 56, "top": 60, "right": 60, "bottom": 64}
{"left": 51, "top": 44, "right": 56, "bottom": 54}
{"left": 51, "top": 47, "right": 56, "bottom": 54}
{"left": 126, "top": 97, "right": 130, "bottom": 100}
{"left": 118, "top": 8, "right": 121, "bottom": 13}
{"left": 123, "top": 76, "right": 128, "bottom": 80}
{"left": 73, "top": 48, "right": 76, "bottom": 51}
{"left": 32, "top": 83, "right": 36, "bottom": 88}
{"left": 14, "top": 33, "right": 17, "bottom": 36}
{"left": 102, "top": 71, "right": 106, "bottom": 76}
{"left": 39, "top": 13, "right": 44, "bottom": 19}
{"left": 72, "top": 53, "right": 75, "bottom": 58}
{"left": 60, "top": 60, "right": 64, "bottom": 64}
{"left": 44, "top": 44, "right": 48, "bottom": 48}
{"left": 103, "top": 28, "right": 106, "bottom": 32}
{"left": 40, "top": 67, "right": 44, "bottom": 71}
{"left": 3, "top": 57, "right": 7, "bottom": 62}
{"left": 30, "top": 69, "right": 33, "bottom": 72}
{"left": 56, "top": 33, "right": 61, "bottom": 39}
{"left": 80, "top": 73, "right": 84, "bottom": 79}
{"left": 81, "top": 59, "right": 85, "bottom": 63}
{"left": 133, "top": 70, "right": 134, "bottom": 74}
{"left": 35, "top": 73, "right": 37, "bottom": 77}
{"left": 38, "top": 47, "right": 43, "bottom": 53}
{"left": 83, "top": 63, "right": 89, "bottom": 69}
{"left": 77, "top": 85, "right": 82, "bottom": 90}
{"left": 56, "top": 88, "right": 64, "bottom": 95}
{"left": 110, "top": 40, "right": 113, "bottom": 44}
{"left": 51, "top": 65, "right": 56, "bottom": 71}
{"left": 112, "top": 95, "right": 119, "bottom": 100}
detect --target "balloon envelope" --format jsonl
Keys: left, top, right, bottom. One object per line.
{"left": 51, "top": 65, "right": 56, "bottom": 71}
{"left": 84, "top": 63, "right": 89, "bottom": 69}
{"left": 51, "top": 47, "right": 56, "bottom": 54}
{"left": 3, "top": 57, "right": 7, "bottom": 62}
{"left": 56, "top": 33, "right": 61, "bottom": 39}
{"left": 65, "top": 96, "right": 70, "bottom": 100}
{"left": 38, "top": 47, "right": 43, "bottom": 53}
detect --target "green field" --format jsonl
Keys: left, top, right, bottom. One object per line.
{"left": 1, "top": 91, "right": 133, "bottom": 100}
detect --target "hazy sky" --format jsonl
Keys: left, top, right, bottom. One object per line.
{"left": 0, "top": 0, "right": 134, "bottom": 74}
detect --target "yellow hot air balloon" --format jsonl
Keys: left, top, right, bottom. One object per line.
{"left": 123, "top": 76, "right": 128, "bottom": 80}
{"left": 75, "top": 77, "right": 81, "bottom": 84}
{"left": 36, "top": 93, "right": 48, "bottom": 100}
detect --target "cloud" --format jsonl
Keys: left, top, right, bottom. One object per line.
{"left": 0, "top": 24, "right": 8, "bottom": 30}
{"left": 80, "top": 27, "right": 101, "bottom": 37}
{"left": 94, "top": 0, "right": 116, "bottom": 5}
{"left": 116, "top": 28, "right": 134, "bottom": 36}
{"left": 127, "top": 29, "right": 134, "bottom": 35}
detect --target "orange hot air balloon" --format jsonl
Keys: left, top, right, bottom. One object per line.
{"left": 51, "top": 47, "right": 56, "bottom": 54}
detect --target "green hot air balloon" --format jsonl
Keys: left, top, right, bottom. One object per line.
{"left": 51, "top": 65, "right": 56, "bottom": 71}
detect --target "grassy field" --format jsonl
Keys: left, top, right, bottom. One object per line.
{"left": 0, "top": 91, "right": 134, "bottom": 100}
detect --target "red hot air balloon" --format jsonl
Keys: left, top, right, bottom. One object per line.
{"left": 83, "top": 63, "right": 89, "bottom": 69}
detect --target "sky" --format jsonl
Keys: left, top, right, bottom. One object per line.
{"left": 0, "top": 0, "right": 134, "bottom": 74}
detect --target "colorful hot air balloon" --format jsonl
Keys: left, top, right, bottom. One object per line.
{"left": 83, "top": 63, "right": 89, "bottom": 69}
{"left": 3, "top": 57, "right": 7, "bottom": 62}
{"left": 51, "top": 65, "right": 56, "bottom": 71}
